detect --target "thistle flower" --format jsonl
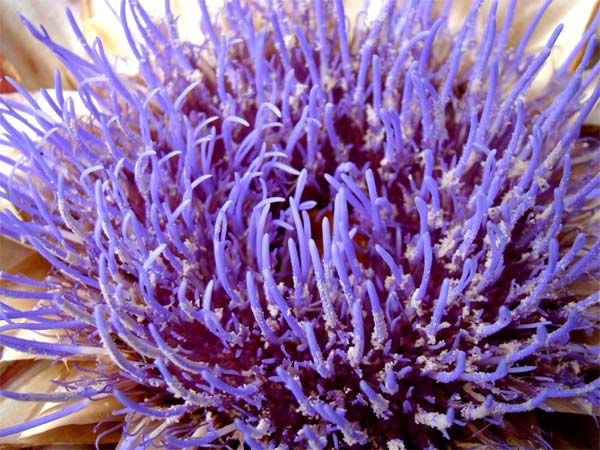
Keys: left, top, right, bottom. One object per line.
{"left": 0, "top": 1, "right": 599, "bottom": 449}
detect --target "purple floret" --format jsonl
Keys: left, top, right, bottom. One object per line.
{"left": 0, "top": 0, "right": 599, "bottom": 448}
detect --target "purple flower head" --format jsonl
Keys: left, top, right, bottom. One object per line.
{"left": 0, "top": 0, "right": 599, "bottom": 448}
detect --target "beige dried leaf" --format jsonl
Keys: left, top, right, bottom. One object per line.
{"left": 0, "top": 360, "right": 65, "bottom": 434}
{"left": 546, "top": 397, "right": 600, "bottom": 416}
{"left": 0, "top": 358, "right": 120, "bottom": 445}
{"left": 80, "top": 0, "right": 224, "bottom": 64}
{"left": 24, "top": 395, "right": 121, "bottom": 437}
{"left": 4, "top": 422, "right": 122, "bottom": 447}
{"left": 0, "top": 237, "right": 35, "bottom": 272}
{"left": 0, "top": 0, "right": 84, "bottom": 90}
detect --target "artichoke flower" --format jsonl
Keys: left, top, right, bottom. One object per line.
{"left": 0, "top": 0, "right": 599, "bottom": 448}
